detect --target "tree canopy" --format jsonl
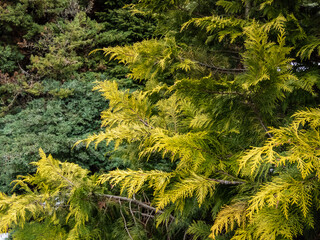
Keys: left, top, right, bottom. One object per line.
{"left": 1, "top": 0, "right": 320, "bottom": 239}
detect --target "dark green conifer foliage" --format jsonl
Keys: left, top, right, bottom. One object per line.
{"left": 0, "top": 74, "right": 114, "bottom": 193}
{"left": 0, "top": 0, "right": 156, "bottom": 194}
{"left": 0, "top": 0, "right": 155, "bottom": 114}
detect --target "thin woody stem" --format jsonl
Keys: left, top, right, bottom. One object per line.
{"left": 96, "top": 194, "right": 175, "bottom": 221}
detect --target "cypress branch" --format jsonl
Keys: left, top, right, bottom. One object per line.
{"left": 180, "top": 57, "right": 246, "bottom": 73}
{"left": 96, "top": 194, "right": 175, "bottom": 220}
{"left": 208, "top": 178, "right": 245, "bottom": 185}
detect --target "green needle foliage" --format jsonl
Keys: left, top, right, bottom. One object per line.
{"left": 0, "top": 0, "right": 155, "bottom": 114}
{"left": 0, "top": 0, "right": 155, "bottom": 192}
{"left": 0, "top": 74, "right": 116, "bottom": 193}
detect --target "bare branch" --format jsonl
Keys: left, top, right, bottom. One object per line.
{"left": 180, "top": 57, "right": 246, "bottom": 73}
{"left": 6, "top": 92, "right": 20, "bottom": 110}
{"left": 256, "top": 115, "right": 273, "bottom": 138}
{"left": 202, "top": 90, "right": 244, "bottom": 96}
{"left": 129, "top": 107, "right": 153, "bottom": 129}
{"left": 96, "top": 194, "right": 175, "bottom": 221}
{"left": 132, "top": 211, "right": 155, "bottom": 219}
{"left": 195, "top": 60, "right": 245, "bottom": 73}
{"left": 47, "top": 160, "right": 75, "bottom": 187}
{"left": 56, "top": 173, "right": 75, "bottom": 186}
{"left": 18, "top": 63, "right": 30, "bottom": 76}
{"left": 208, "top": 178, "right": 245, "bottom": 185}
{"left": 129, "top": 200, "right": 138, "bottom": 226}
{"left": 119, "top": 200, "right": 134, "bottom": 240}
{"left": 245, "top": 100, "right": 273, "bottom": 138}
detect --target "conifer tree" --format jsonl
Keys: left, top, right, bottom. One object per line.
{"left": 1, "top": 0, "right": 320, "bottom": 239}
